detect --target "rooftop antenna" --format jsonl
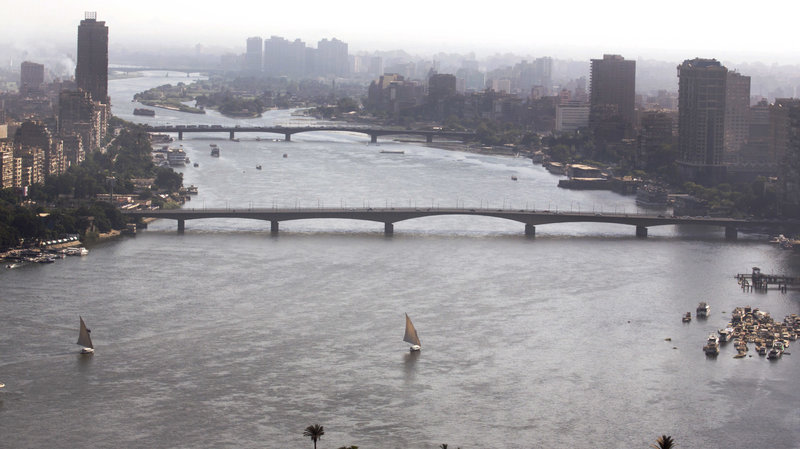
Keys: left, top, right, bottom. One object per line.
{"left": 85, "top": 11, "right": 97, "bottom": 20}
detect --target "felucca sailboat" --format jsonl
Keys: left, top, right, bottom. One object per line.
{"left": 77, "top": 316, "right": 94, "bottom": 354}
{"left": 404, "top": 313, "right": 421, "bottom": 352}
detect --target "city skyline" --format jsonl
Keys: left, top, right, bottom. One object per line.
{"left": 7, "top": 0, "right": 800, "bottom": 65}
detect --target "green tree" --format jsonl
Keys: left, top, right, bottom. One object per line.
{"left": 303, "top": 424, "right": 325, "bottom": 449}
{"left": 651, "top": 435, "right": 676, "bottom": 449}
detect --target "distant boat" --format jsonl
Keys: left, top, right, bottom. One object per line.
{"left": 511, "top": 175, "right": 518, "bottom": 181}
{"left": 403, "top": 313, "right": 421, "bottom": 352}
{"left": 77, "top": 316, "right": 94, "bottom": 354}
{"left": 133, "top": 108, "right": 155, "bottom": 117}
{"left": 380, "top": 150, "right": 405, "bottom": 154}
{"left": 696, "top": 302, "right": 710, "bottom": 318}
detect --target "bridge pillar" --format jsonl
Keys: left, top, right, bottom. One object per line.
{"left": 525, "top": 224, "right": 536, "bottom": 237}
{"left": 384, "top": 222, "right": 394, "bottom": 235}
{"left": 177, "top": 219, "right": 185, "bottom": 234}
{"left": 229, "top": 131, "right": 235, "bottom": 140}
{"left": 725, "top": 226, "right": 738, "bottom": 241}
{"left": 636, "top": 225, "right": 648, "bottom": 238}
{"left": 178, "top": 131, "right": 183, "bottom": 140}
{"left": 371, "top": 134, "right": 378, "bottom": 144}
{"left": 271, "top": 221, "right": 279, "bottom": 235}
{"left": 426, "top": 134, "right": 433, "bottom": 143}
{"left": 285, "top": 133, "right": 291, "bottom": 142}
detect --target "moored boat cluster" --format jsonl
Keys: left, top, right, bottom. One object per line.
{"left": 703, "top": 305, "right": 799, "bottom": 360}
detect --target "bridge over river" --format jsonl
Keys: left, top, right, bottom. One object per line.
{"left": 142, "top": 125, "right": 475, "bottom": 143}
{"left": 123, "top": 207, "right": 798, "bottom": 239}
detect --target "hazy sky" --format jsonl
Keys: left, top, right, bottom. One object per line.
{"left": 7, "top": 0, "right": 800, "bottom": 64}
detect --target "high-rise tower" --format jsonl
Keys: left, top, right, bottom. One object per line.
{"left": 589, "top": 54, "right": 636, "bottom": 142}
{"left": 677, "top": 58, "right": 727, "bottom": 184}
{"left": 245, "top": 36, "right": 263, "bottom": 74}
{"left": 76, "top": 12, "right": 108, "bottom": 104}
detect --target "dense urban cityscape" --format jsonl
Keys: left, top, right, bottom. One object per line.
{"left": 2, "top": 7, "right": 800, "bottom": 449}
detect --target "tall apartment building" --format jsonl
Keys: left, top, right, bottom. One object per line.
{"left": 637, "top": 110, "right": 674, "bottom": 171}
{"left": 724, "top": 71, "right": 751, "bottom": 163}
{"left": 677, "top": 58, "right": 728, "bottom": 184}
{"left": 263, "top": 36, "right": 307, "bottom": 78}
{"left": 59, "top": 90, "right": 102, "bottom": 151}
{"left": 589, "top": 54, "right": 636, "bottom": 142}
{"left": 20, "top": 61, "right": 45, "bottom": 96}
{"left": 245, "top": 36, "right": 263, "bottom": 74}
{"left": 263, "top": 36, "right": 290, "bottom": 77}
{"left": 317, "top": 38, "right": 349, "bottom": 77}
{"left": 780, "top": 102, "right": 800, "bottom": 216}
{"left": 0, "top": 143, "right": 13, "bottom": 188}
{"left": 76, "top": 12, "right": 109, "bottom": 104}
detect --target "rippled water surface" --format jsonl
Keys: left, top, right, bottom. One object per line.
{"left": 1, "top": 72, "right": 798, "bottom": 448}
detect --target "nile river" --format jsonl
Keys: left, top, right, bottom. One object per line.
{"left": 1, "top": 72, "right": 799, "bottom": 448}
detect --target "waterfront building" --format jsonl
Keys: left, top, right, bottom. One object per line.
{"left": 555, "top": 101, "right": 590, "bottom": 132}
{"left": 637, "top": 110, "right": 675, "bottom": 171}
{"left": 590, "top": 54, "right": 636, "bottom": 142}
{"left": 742, "top": 100, "right": 770, "bottom": 164}
{"left": 76, "top": 12, "right": 108, "bottom": 104}
{"left": 677, "top": 58, "right": 728, "bottom": 184}
{"left": 724, "top": 71, "right": 751, "bottom": 163}
{"left": 245, "top": 36, "right": 263, "bottom": 74}
{"left": 20, "top": 61, "right": 45, "bottom": 96}
{"left": 780, "top": 101, "right": 800, "bottom": 217}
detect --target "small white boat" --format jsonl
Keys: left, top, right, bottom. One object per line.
{"left": 403, "top": 313, "right": 421, "bottom": 352}
{"left": 77, "top": 316, "right": 94, "bottom": 354}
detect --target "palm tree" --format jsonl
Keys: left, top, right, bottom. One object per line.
{"left": 304, "top": 424, "right": 325, "bottom": 449}
{"left": 651, "top": 435, "right": 676, "bottom": 449}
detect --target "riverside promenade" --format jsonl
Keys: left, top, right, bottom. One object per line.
{"left": 123, "top": 207, "right": 798, "bottom": 238}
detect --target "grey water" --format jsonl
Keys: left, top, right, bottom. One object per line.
{"left": 1, "top": 72, "right": 798, "bottom": 448}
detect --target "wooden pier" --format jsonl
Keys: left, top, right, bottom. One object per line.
{"left": 736, "top": 267, "right": 799, "bottom": 292}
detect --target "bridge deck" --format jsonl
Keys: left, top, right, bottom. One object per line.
{"left": 124, "top": 207, "right": 796, "bottom": 238}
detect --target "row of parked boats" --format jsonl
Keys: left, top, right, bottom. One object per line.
{"left": 701, "top": 305, "right": 798, "bottom": 360}
{"left": 4, "top": 247, "right": 88, "bottom": 267}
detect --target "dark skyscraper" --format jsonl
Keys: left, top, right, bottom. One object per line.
{"left": 76, "top": 12, "right": 108, "bottom": 104}
{"left": 677, "top": 58, "right": 727, "bottom": 184}
{"left": 20, "top": 61, "right": 44, "bottom": 95}
{"left": 589, "top": 54, "right": 636, "bottom": 142}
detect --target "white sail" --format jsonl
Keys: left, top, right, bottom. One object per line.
{"left": 77, "top": 316, "right": 93, "bottom": 349}
{"left": 403, "top": 313, "right": 421, "bottom": 347}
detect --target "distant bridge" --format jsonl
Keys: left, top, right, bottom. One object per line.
{"left": 142, "top": 125, "right": 475, "bottom": 143}
{"left": 123, "top": 207, "right": 797, "bottom": 239}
